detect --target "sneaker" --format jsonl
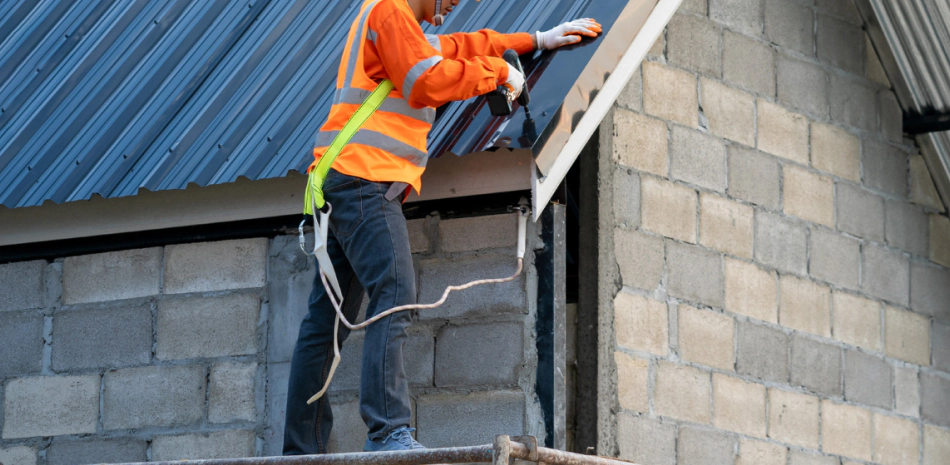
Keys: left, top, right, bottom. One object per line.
{"left": 363, "top": 427, "right": 426, "bottom": 452}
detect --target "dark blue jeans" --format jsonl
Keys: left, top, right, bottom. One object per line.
{"left": 283, "top": 170, "right": 415, "bottom": 455}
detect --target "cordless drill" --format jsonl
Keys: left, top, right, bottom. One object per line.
{"left": 487, "top": 49, "right": 531, "bottom": 117}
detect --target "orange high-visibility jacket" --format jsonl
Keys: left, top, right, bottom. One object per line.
{"left": 310, "top": 0, "right": 534, "bottom": 194}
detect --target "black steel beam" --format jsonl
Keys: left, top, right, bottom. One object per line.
{"left": 904, "top": 113, "right": 950, "bottom": 134}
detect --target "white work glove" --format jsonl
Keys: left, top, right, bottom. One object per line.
{"left": 504, "top": 62, "right": 525, "bottom": 101}
{"left": 535, "top": 18, "right": 602, "bottom": 50}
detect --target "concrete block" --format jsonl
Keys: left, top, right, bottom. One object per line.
{"left": 783, "top": 165, "right": 834, "bottom": 227}
{"left": 863, "top": 141, "right": 908, "bottom": 197}
{"left": 816, "top": 0, "right": 863, "bottom": 24}
{"left": 62, "top": 247, "right": 161, "bottom": 304}
{"left": 641, "top": 176, "right": 697, "bottom": 243}
{"left": 613, "top": 166, "right": 641, "bottom": 230}
{"left": 844, "top": 349, "right": 893, "bottom": 409}
{"left": 164, "top": 238, "right": 267, "bottom": 294}
{"left": 415, "top": 391, "right": 525, "bottom": 447}
{"left": 832, "top": 291, "right": 881, "bottom": 351}
{"left": 435, "top": 322, "right": 522, "bottom": 387}
{"left": 886, "top": 200, "right": 929, "bottom": 257}
{"left": 617, "top": 67, "right": 643, "bottom": 112}
{"left": 934, "top": 321, "right": 950, "bottom": 372}
{"left": 713, "top": 374, "right": 766, "bottom": 437}
{"left": 757, "top": 100, "right": 809, "bottom": 165}
{"left": 407, "top": 218, "right": 429, "bottom": 253}
{"left": 152, "top": 430, "right": 256, "bottom": 461}
{"left": 655, "top": 361, "right": 711, "bottom": 424}
{"left": 822, "top": 400, "right": 872, "bottom": 461}
{"left": 780, "top": 275, "right": 831, "bottom": 337}
{"left": 614, "top": 229, "right": 665, "bottom": 291}
{"left": 880, "top": 90, "right": 903, "bottom": 142}
{"left": 103, "top": 365, "right": 206, "bottom": 430}
{"left": 768, "top": 388, "right": 819, "bottom": 449}
{"left": 737, "top": 438, "right": 786, "bottom": 465}
{"left": 837, "top": 183, "right": 885, "bottom": 242}
{"left": 405, "top": 326, "right": 435, "bottom": 387}
{"left": 885, "top": 306, "right": 931, "bottom": 365}
{"left": 439, "top": 214, "right": 517, "bottom": 252}
{"left": 52, "top": 304, "right": 152, "bottom": 371}
{"left": 701, "top": 78, "right": 755, "bottom": 146}
{"left": 789, "top": 450, "right": 839, "bottom": 465}
{"left": 0, "top": 260, "right": 44, "bottom": 312}
{"left": 667, "top": 241, "right": 724, "bottom": 307}
{"left": 811, "top": 122, "right": 861, "bottom": 182}
{"left": 725, "top": 258, "right": 777, "bottom": 323}
{"left": 157, "top": 294, "right": 260, "bottom": 360}
{"left": 866, "top": 36, "right": 891, "bottom": 87}
{"left": 327, "top": 396, "right": 366, "bottom": 453}
{"left": 0, "top": 446, "right": 36, "bottom": 465}
{"left": 817, "top": 14, "right": 865, "bottom": 75}
{"left": 2, "top": 375, "right": 99, "bottom": 439}
{"left": 648, "top": 32, "right": 665, "bottom": 58}
{"left": 643, "top": 61, "right": 698, "bottom": 127}
{"left": 723, "top": 31, "right": 775, "bottom": 96}
{"left": 910, "top": 155, "right": 945, "bottom": 211}
{"left": 330, "top": 331, "right": 364, "bottom": 392}
{"left": 615, "top": 351, "right": 649, "bottom": 412}
{"left": 737, "top": 321, "right": 788, "bottom": 382}
{"left": 417, "top": 255, "right": 524, "bottom": 320}
{"left": 789, "top": 336, "right": 842, "bottom": 396}
{"left": 777, "top": 55, "right": 829, "bottom": 118}
{"left": 681, "top": 0, "right": 708, "bottom": 14}
{"left": 862, "top": 244, "right": 909, "bottom": 307}
{"left": 677, "top": 426, "right": 735, "bottom": 465}
{"left": 0, "top": 310, "right": 43, "bottom": 377}
{"left": 679, "top": 305, "right": 735, "bottom": 371}
{"left": 699, "top": 191, "right": 758, "bottom": 260}
{"left": 810, "top": 228, "right": 860, "bottom": 290}
{"left": 613, "top": 109, "right": 668, "bottom": 176}
{"left": 873, "top": 414, "right": 920, "bottom": 465}
{"left": 670, "top": 126, "right": 728, "bottom": 192}
{"left": 267, "top": 234, "right": 316, "bottom": 364}
{"left": 617, "top": 413, "right": 676, "bottom": 465}
{"left": 669, "top": 14, "right": 722, "bottom": 77}
{"left": 710, "top": 0, "right": 765, "bottom": 36}
{"left": 209, "top": 362, "right": 257, "bottom": 423}
{"left": 921, "top": 371, "right": 950, "bottom": 427}
{"left": 728, "top": 145, "right": 780, "bottom": 209}
{"left": 263, "top": 361, "right": 290, "bottom": 456}
{"left": 830, "top": 74, "right": 877, "bottom": 131}
{"left": 765, "top": 0, "right": 814, "bottom": 56}
{"left": 933, "top": 215, "right": 950, "bottom": 268}
{"left": 615, "top": 291, "right": 669, "bottom": 356}
{"left": 894, "top": 366, "right": 920, "bottom": 417}
{"left": 47, "top": 438, "right": 148, "bottom": 465}
{"left": 924, "top": 424, "right": 950, "bottom": 465}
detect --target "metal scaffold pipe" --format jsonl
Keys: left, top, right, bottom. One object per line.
{"left": 110, "top": 435, "right": 637, "bottom": 465}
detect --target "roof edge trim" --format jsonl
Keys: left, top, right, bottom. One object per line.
{"left": 531, "top": 0, "right": 682, "bottom": 220}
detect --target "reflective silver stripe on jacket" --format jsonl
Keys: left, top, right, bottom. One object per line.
{"left": 424, "top": 34, "right": 441, "bottom": 53}
{"left": 334, "top": 87, "right": 435, "bottom": 124}
{"left": 315, "top": 129, "right": 428, "bottom": 167}
{"left": 401, "top": 55, "right": 442, "bottom": 103}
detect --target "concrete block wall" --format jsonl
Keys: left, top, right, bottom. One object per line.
{"left": 0, "top": 212, "right": 541, "bottom": 463}
{"left": 603, "top": 1, "right": 950, "bottom": 464}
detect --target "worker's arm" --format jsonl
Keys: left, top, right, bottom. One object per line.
{"left": 434, "top": 30, "right": 535, "bottom": 60}
{"left": 371, "top": 6, "right": 510, "bottom": 109}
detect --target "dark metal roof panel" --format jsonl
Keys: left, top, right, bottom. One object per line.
{"left": 0, "top": 0, "right": 630, "bottom": 209}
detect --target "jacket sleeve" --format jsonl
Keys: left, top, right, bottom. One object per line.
{"left": 435, "top": 30, "right": 534, "bottom": 60}
{"left": 371, "top": 6, "right": 511, "bottom": 109}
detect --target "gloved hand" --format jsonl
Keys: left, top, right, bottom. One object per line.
{"left": 535, "top": 18, "right": 602, "bottom": 50}
{"left": 504, "top": 62, "right": 525, "bottom": 101}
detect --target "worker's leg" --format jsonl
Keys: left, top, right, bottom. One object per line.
{"left": 283, "top": 176, "right": 366, "bottom": 455}
{"left": 332, "top": 176, "right": 416, "bottom": 442}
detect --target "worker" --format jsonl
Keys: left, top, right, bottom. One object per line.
{"left": 283, "top": 0, "right": 601, "bottom": 455}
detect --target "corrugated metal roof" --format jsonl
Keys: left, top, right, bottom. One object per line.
{"left": 0, "top": 0, "right": 629, "bottom": 209}
{"left": 863, "top": 0, "right": 950, "bottom": 205}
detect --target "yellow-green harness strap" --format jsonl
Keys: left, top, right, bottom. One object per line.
{"left": 304, "top": 79, "right": 395, "bottom": 215}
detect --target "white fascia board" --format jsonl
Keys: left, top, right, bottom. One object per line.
{"left": 532, "top": 0, "right": 683, "bottom": 221}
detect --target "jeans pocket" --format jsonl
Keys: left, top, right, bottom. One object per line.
{"left": 324, "top": 179, "right": 363, "bottom": 237}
